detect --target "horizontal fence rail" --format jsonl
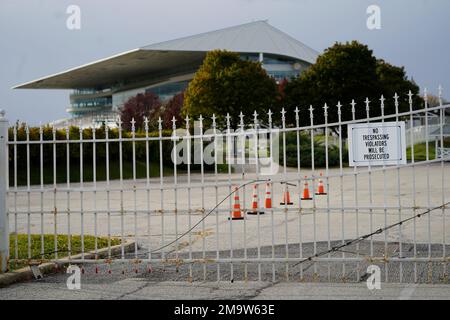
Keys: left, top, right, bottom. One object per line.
{"left": 0, "top": 89, "right": 449, "bottom": 283}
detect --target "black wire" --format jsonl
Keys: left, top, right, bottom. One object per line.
{"left": 123, "top": 178, "right": 270, "bottom": 258}
{"left": 23, "top": 179, "right": 270, "bottom": 262}
{"left": 291, "top": 201, "right": 450, "bottom": 268}
{"left": 23, "top": 191, "right": 448, "bottom": 268}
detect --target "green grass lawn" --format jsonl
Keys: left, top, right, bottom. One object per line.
{"left": 11, "top": 160, "right": 172, "bottom": 186}
{"left": 8, "top": 234, "right": 120, "bottom": 271}
{"left": 407, "top": 142, "right": 436, "bottom": 161}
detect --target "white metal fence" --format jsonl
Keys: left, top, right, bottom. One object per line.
{"left": 0, "top": 89, "right": 449, "bottom": 283}
{"left": 406, "top": 124, "right": 442, "bottom": 146}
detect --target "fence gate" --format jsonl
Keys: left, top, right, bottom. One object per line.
{"left": 0, "top": 91, "right": 449, "bottom": 283}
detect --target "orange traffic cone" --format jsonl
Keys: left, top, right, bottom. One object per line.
{"left": 264, "top": 183, "right": 272, "bottom": 209}
{"left": 315, "top": 172, "right": 327, "bottom": 195}
{"left": 301, "top": 176, "right": 312, "bottom": 200}
{"left": 247, "top": 184, "right": 264, "bottom": 215}
{"left": 280, "top": 184, "right": 294, "bottom": 205}
{"left": 229, "top": 186, "right": 244, "bottom": 220}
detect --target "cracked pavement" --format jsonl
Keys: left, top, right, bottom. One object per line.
{"left": 0, "top": 241, "right": 449, "bottom": 299}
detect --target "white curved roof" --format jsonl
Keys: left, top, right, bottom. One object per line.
{"left": 14, "top": 21, "right": 319, "bottom": 90}
{"left": 142, "top": 20, "right": 319, "bottom": 64}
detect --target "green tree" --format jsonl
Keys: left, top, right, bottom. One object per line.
{"left": 284, "top": 41, "right": 422, "bottom": 126}
{"left": 376, "top": 59, "right": 422, "bottom": 114}
{"left": 182, "top": 50, "right": 278, "bottom": 127}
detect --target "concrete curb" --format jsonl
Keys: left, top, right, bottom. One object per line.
{"left": 0, "top": 240, "right": 137, "bottom": 288}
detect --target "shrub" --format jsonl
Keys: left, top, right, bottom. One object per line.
{"left": 280, "top": 132, "right": 347, "bottom": 168}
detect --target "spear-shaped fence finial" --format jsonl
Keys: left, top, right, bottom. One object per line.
{"left": 225, "top": 113, "right": 231, "bottom": 128}
{"left": 423, "top": 88, "right": 428, "bottom": 108}
{"left": 393, "top": 93, "right": 399, "bottom": 114}
{"left": 253, "top": 110, "right": 259, "bottom": 124}
{"left": 267, "top": 109, "right": 273, "bottom": 126}
{"left": 211, "top": 114, "right": 216, "bottom": 128}
{"left": 308, "top": 105, "right": 314, "bottom": 118}
{"left": 131, "top": 117, "right": 136, "bottom": 132}
{"left": 336, "top": 101, "right": 342, "bottom": 122}
{"left": 144, "top": 117, "right": 149, "bottom": 132}
{"left": 185, "top": 114, "right": 190, "bottom": 130}
{"left": 171, "top": 116, "right": 177, "bottom": 130}
{"left": 323, "top": 103, "right": 329, "bottom": 117}
{"left": 364, "top": 97, "right": 370, "bottom": 118}
{"left": 350, "top": 99, "right": 356, "bottom": 115}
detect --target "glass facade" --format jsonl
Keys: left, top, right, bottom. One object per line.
{"left": 68, "top": 53, "right": 310, "bottom": 119}
{"left": 70, "top": 97, "right": 112, "bottom": 109}
{"left": 240, "top": 53, "right": 303, "bottom": 82}
{"left": 267, "top": 70, "right": 300, "bottom": 82}
{"left": 145, "top": 81, "right": 190, "bottom": 101}
{"left": 68, "top": 89, "right": 113, "bottom": 118}
{"left": 240, "top": 53, "right": 260, "bottom": 62}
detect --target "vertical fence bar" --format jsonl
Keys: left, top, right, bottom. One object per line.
{"left": 337, "top": 102, "right": 345, "bottom": 279}
{"left": 281, "top": 108, "right": 289, "bottom": 281}
{"left": 365, "top": 98, "right": 374, "bottom": 257}
{"left": 158, "top": 117, "right": 165, "bottom": 265}
{"left": 239, "top": 112, "right": 248, "bottom": 281}
{"left": 268, "top": 110, "right": 275, "bottom": 282}
{"left": 144, "top": 117, "right": 151, "bottom": 270}
{"left": 52, "top": 126, "right": 58, "bottom": 259}
{"left": 105, "top": 122, "right": 111, "bottom": 258}
{"left": 0, "top": 110, "right": 8, "bottom": 273}
{"left": 226, "top": 113, "right": 234, "bottom": 281}
{"left": 251, "top": 110, "right": 261, "bottom": 281}
{"left": 380, "top": 96, "right": 389, "bottom": 282}
{"left": 424, "top": 89, "right": 432, "bottom": 260}
{"left": 212, "top": 114, "right": 220, "bottom": 281}
{"left": 131, "top": 118, "right": 138, "bottom": 259}
{"left": 394, "top": 93, "right": 403, "bottom": 283}
{"left": 13, "top": 125, "right": 18, "bottom": 261}
{"left": 185, "top": 115, "right": 192, "bottom": 280}
{"left": 172, "top": 117, "right": 179, "bottom": 266}
{"left": 118, "top": 118, "right": 124, "bottom": 260}
{"left": 252, "top": 111, "right": 261, "bottom": 281}
{"left": 350, "top": 100, "right": 360, "bottom": 281}
{"left": 26, "top": 125, "right": 31, "bottom": 259}
{"left": 199, "top": 115, "right": 206, "bottom": 280}
{"left": 92, "top": 123, "right": 98, "bottom": 257}
{"left": 294, "top": 107, "right": 303, "bottom": 280}
{"left": 309, "top": 105, "right": 317, "bottom": 277}
{"left": 323, "top": 103, "right": 331, "bottom": 281}
{"left": 408, "top": 91, "right": 418, "bottom": 282}
{"left": 79, "top": 124, "right": 84, "bottom": 259}
{"left": 438, "top": 86, "right": 446, "bottom": 280}
{"left": 39, "top": 124, "right": 44, "bottom": 259}
{"left": 65, "top": 124, "right": 71, "bottom": 259}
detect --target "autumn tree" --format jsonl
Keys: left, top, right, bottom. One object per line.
{"left": 162, "top": 92, "right": 184, "bottom": 128}
{"left": 120, "top": 92, "right": 162, "bottom": 131}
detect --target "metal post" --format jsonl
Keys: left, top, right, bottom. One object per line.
{"left": 0, "top": 109, "right": 9, "bottom": 273}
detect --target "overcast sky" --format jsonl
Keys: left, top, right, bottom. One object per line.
{"left": 1, "top": 0, "right": 449, "bottom": 124}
